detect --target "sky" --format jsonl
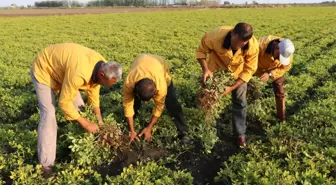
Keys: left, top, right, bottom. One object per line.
{"left": 0, "top": 0, "right": 324, "bottom": 7}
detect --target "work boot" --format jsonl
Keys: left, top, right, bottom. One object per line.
{"left": 41, "top": 166, "right": 53, "bottom": 178}
{"left": 181, "top": 135, "right": 193, "bottom": 145}
{"left": 275, "top": 97, "right": 286, "bottom": 121}
{"left": 238, "top": 136, "right": 246, "bottom": 148}
{"left": 178, "top": 132, "right": 193, "bottom": 146}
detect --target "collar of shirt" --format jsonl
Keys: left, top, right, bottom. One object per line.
{"left": 92, "top": 61, "right": 104, "bottom": 83}
{"left": 223, "top": 31, "right": 231, "bottom": 49}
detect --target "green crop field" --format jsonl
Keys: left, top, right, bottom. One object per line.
{"left": 0, "top": 6, "right": 336, "bottom": 185}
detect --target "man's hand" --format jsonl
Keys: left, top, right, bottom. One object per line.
{"left": 138, "top": 127, "right": 152, "bottom": 142}
{"left": 198, "top": 58, "right": 212, "bottom": 85}
{"left": 223, "top": 78, "right": 245, "bottom": 96}
{"left": 129, "top": 130, "right": 140, "bottom": 143}
{"left": 202, "top": 68, "right": 213, "bottom": 85}
{"left": 127, "top": 116, "right": 140, "bottom": 143}
{"left": 83, "top": 122, "right": 100, "bottom": 133}
{"left": 93, "top": 107, "right": 103, "bottom": 125}
{"left": 223, "top": 86, "right": 234, "bottom": 96}
{"left": 77, "top": 117, "right": 99, "bottom": 133}
{"left": 260, "top": 73, "right": 270, "bottom": 82}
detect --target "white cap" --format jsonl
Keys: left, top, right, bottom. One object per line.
{"left": 279, "top": 38, "right": 295, "bottom": 66}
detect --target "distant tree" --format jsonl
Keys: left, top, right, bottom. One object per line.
{"left": 320, "top": 0, "right": 336, "bottom": 4}
{"left": 87, "top": 0, "right": 104, "bottom": 6}
{"left": 70, "top": 1, "right": 82, "bottom": 7}
{"left": 35, "top": 1, "right": 64, "bottom": 7}
{"left": 88, "top": 0, "right": 177, "bottom": 6}
{"left": 224, "top": 1, "right": 230, "bottom": 5}
{"left": 252, "top": 1, "right": 258, "bottom": 4}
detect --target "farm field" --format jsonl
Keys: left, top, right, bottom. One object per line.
{"left": 0, "top": 6, "right": 336, "bottom": 185}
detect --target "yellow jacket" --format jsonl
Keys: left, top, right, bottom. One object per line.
{"left": 123, "top": 54, "right": 171, "bottom": 118}
{"left": 32, "top": 43, "right": 106, "bottom": 120}
{"left": 256, "top": 35, "right": 293, "bottom": 80}
{"left": 196, "top": 26, "right": 259, "bottom": 82}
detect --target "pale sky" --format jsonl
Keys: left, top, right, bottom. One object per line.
{"left": 0, "top": 0, "right": 323, "bottom": 7}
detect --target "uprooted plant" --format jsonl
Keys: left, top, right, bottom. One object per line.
{"left": 64, "top": 106, "right": 128, "bottom": 166}
{"left": 197, "top": 71, "right": 234, "bottom": 124}
{"left": 66, "top": 106, "right": 170, "bottom": 166}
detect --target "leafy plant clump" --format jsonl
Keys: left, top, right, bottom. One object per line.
{"left": 106, "top": 161, "right": 193, "bottom": 185}
{"left": 247, "top": 77, "right": 265, "bottom": 101}
{"left": 80, "top": 105, "right": 128, "bottom": 150}
{"left": 66, "top": 107, "right": 128, "bottom": 166}
{"left": 97, "top": 123, "right": 128, "bottom": 151}
{"left": 197, "top": 71, "right": 235, "bottom": 123}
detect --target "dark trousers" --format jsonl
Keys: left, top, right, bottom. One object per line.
{"left": 217, "top": 83, "right": 247, "bottom": 137}
{"left": 272, "top": 76, "right": 285, "bottom": 98}
{"left": 231, "top": 83, "right": 247, "bottom": 137}
{"left": 133, "top": 81, "right": 188, "bottom": 137}
{"left": 272, "top": 76, "right": 286, "bottom": 121}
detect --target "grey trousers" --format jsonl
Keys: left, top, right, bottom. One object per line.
{"left": 30, "top": 71, "right": 84, "bottom": 167}
{"left": 231, "top": 83, "right": 247, "bottom": 137}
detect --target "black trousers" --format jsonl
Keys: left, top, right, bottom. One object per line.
{"left": 133, "top": 81, "right": 188, "bottom": 137}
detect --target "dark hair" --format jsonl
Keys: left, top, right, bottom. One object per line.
{"left": 265, "top": 39, "right": 280, "bottom": 54}
{"left": 232, "top": 22, "right": 253, "bottom": 41}
{"left": 134, "top": 78, "right": 156, "bottom": 101}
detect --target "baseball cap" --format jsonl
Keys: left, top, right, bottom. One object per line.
{"left": 279, "top": 39, "right": 295, "bottom": 66}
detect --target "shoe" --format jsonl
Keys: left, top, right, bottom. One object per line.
{"left": 216, "top": 128, "right": 224, "bottom": 139}
{"left": 180, "top": 135, "right": 193, "bottom": 146}
{"left": 41, "top": 166, "right": 53, "bottom": 178}
{"left": 238, "top": 136, "right": 246, "bottom": 147}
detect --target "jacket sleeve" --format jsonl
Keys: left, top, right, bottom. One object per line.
{"left": 196, "top": 32, "right": 214, "bottom": 59}
{"left": 271, "top": 56, "right": 293, "bottom": 80}
{"left": 123, "top": 83, "right": 135, "bottom": 118}
{"left": 59, "top": 75, "right": 84, "bottom": 120}
{"left": 87, "top": 85, "right": 101, "bottom": 108}
{"left": 239, "top": 43, "right": 259, "bottom": 82}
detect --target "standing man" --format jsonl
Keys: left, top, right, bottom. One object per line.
{"left": 30, "top": 43, "right": 122, "bottom": 173}
{"left": 195, "top": 23, "right": 259, "bottom": 146}
{"left": 256, "top": 36, "right": 295, "bottom": 121}
{"left": 123, "top": 54, "right": 190, "bottom": 144}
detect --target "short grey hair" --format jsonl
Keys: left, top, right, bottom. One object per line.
{"left": 101, "top": 62, "right": 122, "bottom": 80}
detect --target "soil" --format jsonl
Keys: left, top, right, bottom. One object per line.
{"left": 96, "top": 122, "right": 265, "bottom": 185}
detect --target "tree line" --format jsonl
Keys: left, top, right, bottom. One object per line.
{"left": 34, "top": 0, "right": 205, "bottom": 7}
{"left": 35, "top": 1, "right": 82, "bottom": 7}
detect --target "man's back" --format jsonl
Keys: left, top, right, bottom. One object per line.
{"left": 32, "top": 43, "right": 106, "bottom": 92}
{"left": 127, "top": 54, "right": 171, "bottom": 86}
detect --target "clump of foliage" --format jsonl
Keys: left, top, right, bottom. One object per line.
{"left": 66, "top": 107, "right": 127, "bottom": 166}
{"left": 106, "top": 161, "right": 193, "bottom": 185}
{"left": 197, "top": 71, "right": 234, "bottom": 123}
{"left": 247, "top": 77, "right": 265, "bottom": 101}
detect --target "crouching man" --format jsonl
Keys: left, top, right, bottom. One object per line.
{"left": 123, "top": 54, "right": 191, "bottom": 144}
{"left": 30, "top": 43, "right": 122, "bottom": 174}
{"left": 256, "top": 36, "right": 295, "bottom": 121}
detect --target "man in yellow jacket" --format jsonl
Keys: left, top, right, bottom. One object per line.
{"left": 30, "top": 43, "right": 122, "bottom": 173}
{"left": 123, "top": 54, "right": 190, "bottom": 144}
{"left": 196, "top": 23, "right": 259, "bottom": 146}
{"left": 256, "top": 36, "right": 295, "bottom": 121}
